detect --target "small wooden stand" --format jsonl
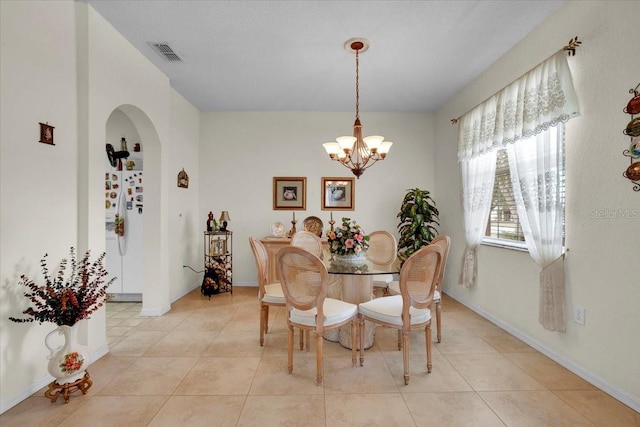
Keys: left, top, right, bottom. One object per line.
{"left": 44, "top": 371, "right": 92, "bottom": 403}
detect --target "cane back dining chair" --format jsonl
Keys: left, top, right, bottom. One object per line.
{"left": 290, "top": 230, "right": 324, "bottom": 258}
{"left": 249, "top": 237, "right": 304, "bottom": 348}
{"left": 358, "top": 242, "right": 444, "bottom": 385}
{"left": 389, "top": 235, "right": 450, "bottom": 343}
{"left": 277, "top": 246, "right": 358, "bottom": 385}
{"left": 365, "top": 230, "right": 397, "bottom": 297}
{"left": 291, "top": 230, "right": 341, "bottom": 345}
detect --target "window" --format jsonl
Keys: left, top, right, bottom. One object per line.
{"left": 483, "top": 125, "right": 566, "bottom": 248}
{"left": 457, "top": 50, "right": 577, "bottom": 291}
{"left": 486, "top": 149, "right": 524, "bottom": 242}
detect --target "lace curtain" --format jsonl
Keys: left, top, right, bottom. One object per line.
{"left": 459, "top": 137, "right": 496, "bottom": 288}
{"left": 457, "top": 50, "right": 580, "bottom": 330}
{"left": 458, "top": 51, "right": 580, "bottom": 162}
{"left": 507, "top": 125, "right": 566, "bottom": 331}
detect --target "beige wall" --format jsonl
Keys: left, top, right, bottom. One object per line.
{"left": 0, "top": 1, "right": 201, "bottom": 411}
{"left": 85, "top": 3, "right": 173, "bottom": 317}
{"left": 1, "top": 0, "right": 80, "bottom": 410}
{"left": 434, "top": 0, "right": 640, "bottom": 411}
{"left": 199, "top": 111, "right": 435, "bottom": 285}
{"left": 168, "top": 90, "right": 202, "bottom": 299}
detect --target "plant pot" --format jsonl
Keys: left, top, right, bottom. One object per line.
{"left": 45, "top": 324, "right": 92, "bottom": 385}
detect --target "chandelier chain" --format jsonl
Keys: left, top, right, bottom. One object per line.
{"left": 355, "top": 49, "right": 360, "bottom": 120}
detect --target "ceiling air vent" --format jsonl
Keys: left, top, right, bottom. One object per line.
{"left": 149, "top": 42, "right": 182, "bottom": 62}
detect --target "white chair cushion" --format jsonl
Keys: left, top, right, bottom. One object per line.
{"left": 262, "top": 282, "right": 285, "bottom": 304}
{"left": 388, "top": 281, "right": 441, "bottom": 302}
{"left": 358, "top": 295, "right": 431, "bottom": 326}
{"left": 290, "top": 298, "right": 357, "bottom": 327}
{"left": 372, "top": 274, "right": 393, "bottom": 288}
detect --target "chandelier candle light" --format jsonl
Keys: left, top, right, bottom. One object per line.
{"left": 323, "top": 38, "right": 393, "bottom": 178}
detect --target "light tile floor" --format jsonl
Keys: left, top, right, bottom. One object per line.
{"left": 2, "top": 287, "right": 639, "bottom": 426}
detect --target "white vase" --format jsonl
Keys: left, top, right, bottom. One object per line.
{"left": 45, "top": 324, "right": 92, "bottom": 384}
{"left": 333, "top": 252, "right": 367, "bottom": 264}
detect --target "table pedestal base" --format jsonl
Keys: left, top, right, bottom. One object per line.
{"left": 324, "top": 329, "right": 340, "bottom": 342}
{"left": 339, "top": 319, "right": 375, "bottom": 349}
{"left": 329, "top": 274, "right": 376, "bottom": 350}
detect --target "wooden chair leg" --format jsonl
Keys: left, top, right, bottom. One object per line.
{"left": 351, "top": 320, "right": 357, "bottom": 367}
{"left": 397, "top": 330, "right": 402, "bottom": 351}
{"left": 299, "top": 328, "right": 304, "bottom": 350}
{"left": 359, "top": 315, "right": 365, "bottom": 366}
{"left": 402, "top": 330, "right": 410, "bottom": 385}
{"left": 264, "top": 304, "right": 270, "bottom": 334}
{"left": 260, "top": 304, "right": 267, "bottom": 346}
{"left": 287, "top": 323, "right": 294, "bottom": 374}
{"left": 436, "top": 300, "right": 442, "bottom": 343}
{"left": 316, "top": 332, "right": 323, "bottom": 385}
{"left": 426, "top": 323, "right": 432, "bottom": 373}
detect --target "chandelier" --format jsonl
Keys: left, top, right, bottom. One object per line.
{"left": 323, "top": 38, "right": 393, "bottom": 178}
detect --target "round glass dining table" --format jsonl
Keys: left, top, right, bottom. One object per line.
{"left": 323, "top": 254, "right": 399, "bottom": 349}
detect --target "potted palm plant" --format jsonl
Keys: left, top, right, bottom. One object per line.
{"left": 397, "top": 188, "right": 439, "bottom": 264}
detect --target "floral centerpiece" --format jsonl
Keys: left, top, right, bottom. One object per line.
{"left": 9, "top": 247, "right": 115, "bottom": 326}
{"left": 326, "top": 217, "right": 370, "bottom": 258}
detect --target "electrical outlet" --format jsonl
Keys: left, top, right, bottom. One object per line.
{"left": 573, "top": 306, "right": 586, "bottom": 325}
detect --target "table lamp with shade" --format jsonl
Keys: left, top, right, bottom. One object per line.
{"left": 219, "top": 211, "right": 230, "bottom": 231}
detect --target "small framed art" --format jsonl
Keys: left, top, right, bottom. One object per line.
{"left": 177, "top": 168, "right": 189, "bottom": 189}
{"left": 273, "top": 177, "right": 306, "bottom": 210}
{"left": 321, "top": 177, "right": 355, "bottom": 210}
{"left": 209, "top": 237, "right": 227, "bottom": 256}
{"left": 39, "top": 122, "right": 55, "bottom": 145}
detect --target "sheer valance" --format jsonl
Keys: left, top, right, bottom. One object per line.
{"left": 458, "top": 51, "right": 580, "bottom": 162}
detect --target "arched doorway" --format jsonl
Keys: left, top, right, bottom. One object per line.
{"left": 104, "top": 109, "right": 144, "bottom": 301}
{"left": 102, "top": 105, "right": 169, "bottom": 315}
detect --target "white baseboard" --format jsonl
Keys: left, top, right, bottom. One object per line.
{"left": 170, "top": 282, "right": 257, "bottom": 304}
{"left": 444, "top": 289, "right": 640, "bottom": 413}
{"left": 232, "top": 282, "right": 257, "bottom": 287}
{"left": 107, "top": 293, "right": 142, "bottom": 302}
{"left": 93, "top": 343, "right": 110, "bottom": 361}
{"left": 140, "top": 303, "right": 171, "bottom": 317}
{"left": 0, "top": 344, "right": 111, "bottom": 415}
{"left": 0, "top": 374, "right": 52, "bottom": 415}
{"left": 171, "top": 282, "right": 200, "bottom": 303}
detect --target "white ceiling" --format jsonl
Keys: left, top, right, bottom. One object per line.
{"left": 84, "top": 0, "right": 565, "bottom": 113}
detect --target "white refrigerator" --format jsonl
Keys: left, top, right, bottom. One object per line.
{"left": 105, "top": 149, "right": 144, "bottom": 301}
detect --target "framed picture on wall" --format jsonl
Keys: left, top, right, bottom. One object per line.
{"left": 321, "top": 177, "right": 355, "bottom": 210}
{"left": 39, "top": 122, "right": 55, "bottom": 145}
{"left": 177, "top": 168, "right": 189, "bottom": 189}
{"left": 273, "top": 177, "right": 307, "bottom": 210}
